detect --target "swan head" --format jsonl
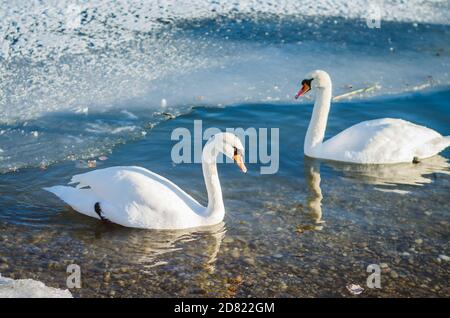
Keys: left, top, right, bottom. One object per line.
{"left": 208, "top": 132, "right": 247, "bottom": 173}
{"left": 295, "top": 70, "right": 331, "bottom": 99}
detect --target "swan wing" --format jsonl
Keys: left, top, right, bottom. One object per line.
{"left": 320, "top": 118, "right": 444, "bottom": 164}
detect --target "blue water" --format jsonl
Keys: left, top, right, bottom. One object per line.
{"left": 0, "top": 0, "right": 449, "bottom": 297}
{"left": 1, "top": 89, "right": 449, "bottom": 297}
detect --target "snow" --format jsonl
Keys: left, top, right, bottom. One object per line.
{"left": 0, "top": 274, "right": 72, "bottom": 298}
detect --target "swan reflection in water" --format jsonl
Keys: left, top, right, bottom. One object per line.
{"left": 303, "top": 158, "right": 325, "bottom": 229}
{"left": 326, "top": 154, "right": 450, "bottom": 187}
{"left": 302, "top": 155, "right": 450, "bottom": 228}
{"left": 68, "top": 218, "right": 226, "bottom": 274}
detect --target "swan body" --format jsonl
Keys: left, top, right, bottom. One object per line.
{"left": 296, "top": 70, "right": 450, "bottom": 164}
{"left": 316, "top": 118, "right": 449, "bottom": 164}
{"left": 45, "top": 133, "right": 247, "bottom": 229}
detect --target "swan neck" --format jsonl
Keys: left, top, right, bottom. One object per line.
{"left": 202, "top": 142, "right": 225, "bottom": 222}
{"left": 304, "top": 82, "right": 332, "bottom": 156}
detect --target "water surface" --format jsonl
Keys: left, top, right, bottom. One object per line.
{"left": 0, "top": 89, "right": 449, "bottom": 297}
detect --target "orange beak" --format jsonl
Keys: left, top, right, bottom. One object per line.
{"left": 295, "top": 82, "right": 311, "bottom": 99}
{"left": 233, "top": 154, "right": 247, "bottom": 173}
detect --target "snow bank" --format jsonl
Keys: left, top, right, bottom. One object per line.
{"left": 0, "top": 274, "right": 72, "bottom": 298}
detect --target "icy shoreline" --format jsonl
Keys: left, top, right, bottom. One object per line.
{"left": 0, "top": 274, "right": 72, "bottom": 298}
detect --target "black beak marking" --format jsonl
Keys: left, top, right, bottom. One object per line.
{"left": 302, "top": 78, "right": 313, "bottom": 86}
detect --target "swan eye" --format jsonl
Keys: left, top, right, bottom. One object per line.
{"left": 233, "top": 147, "right": 243, "bottom": 156}
{"left": 301, "top": 78, "right": 313, "bottom": 86}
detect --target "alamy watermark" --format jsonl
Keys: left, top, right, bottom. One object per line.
{"left": 63, "top": 262, "right": 383, "bottom": 292}
{"left": 171, "top": 120, "right": 279, "bottom": 175}
{"left": 66, "top": 264, "right": 81, "bottom": 289}
{"left": 65, "top": 4, "right": 83, "bottom": 30}
{"left": 367, "top": 264, "right": 381, "bottom": 289}
{"left": 366, "top": 1, "right": 382, "bottom": 29}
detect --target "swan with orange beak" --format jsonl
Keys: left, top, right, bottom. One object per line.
{"left": 294, "top": 69, "right": 450, "bottom": 164}
{"left": 45, "top": 132, "right": 248, "bottom": 229}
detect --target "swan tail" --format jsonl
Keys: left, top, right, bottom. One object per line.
{"left": 68, "top": 174, "right": 89, "bottom": 189}
{"left": 44, "top": 186, "right": 101, "bottom": 219}
{"left": 444, "top": 136, "right": 450, "bottom": 149}
{"left": 415, "top": 136, "right": 450, "bottom": 160}
{"left": 431, "top": 136, "right": 450, "bottom": 153}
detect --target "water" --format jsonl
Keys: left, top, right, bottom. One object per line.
{"left": 0, "top": 0, "right": 449, "bottom": 297}
{"left": 1, "top": 89, "right": 449, "bottom": 297}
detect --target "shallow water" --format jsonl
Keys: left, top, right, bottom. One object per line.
{"left": 0, "top": 89, "right": 449, "bottom": 297}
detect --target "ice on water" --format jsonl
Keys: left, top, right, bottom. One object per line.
{"left": 1, "top": 0, "right": 449, "bottom": 173}
{"left": 0, "top": 274, "right": 72, "bottom": 298}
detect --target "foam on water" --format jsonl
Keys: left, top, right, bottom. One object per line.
{"left": 1, "top": 0, "right": 450, "bottom": 172}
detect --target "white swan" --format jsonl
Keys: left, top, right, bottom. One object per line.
{"left": 44, "top": 132, "right": 247, "bottom": 230}
{"left": 295, "top": 70, "right": 450, "bottom": 164}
